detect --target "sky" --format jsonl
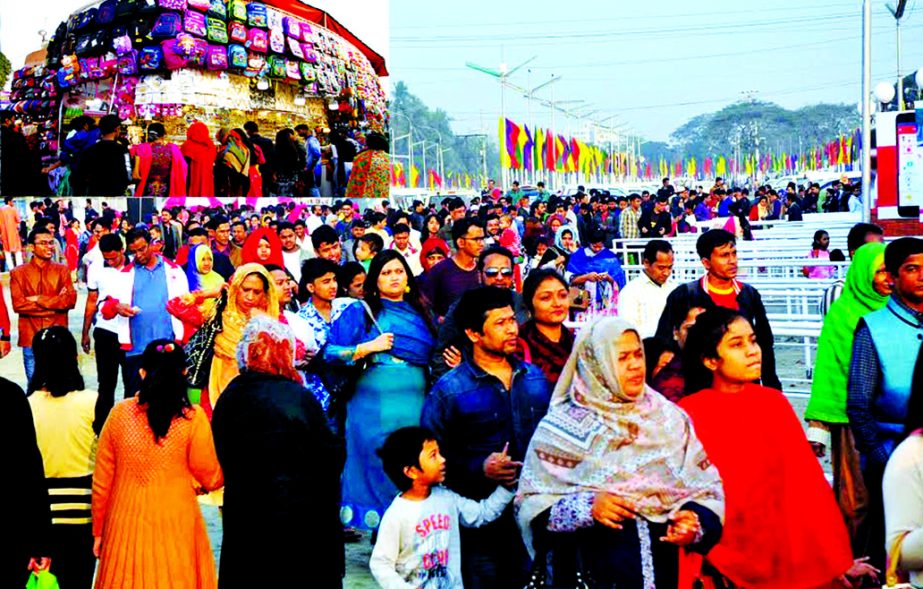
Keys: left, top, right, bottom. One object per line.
{"left": 0, "top": 0, "right": 389, "bottom": 88}
{"left": 390, "top": 0, "right": 923, "bottom": 142}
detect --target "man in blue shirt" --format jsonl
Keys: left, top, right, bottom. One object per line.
{"left": 422, "top": 286, "right": 552, "bottom": 589}
{"left": 113, "top": 228, "right": 188, "bottom": 397}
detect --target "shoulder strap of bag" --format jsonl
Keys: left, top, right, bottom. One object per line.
{"left": 357, "top": 299, "right": 383, "bottom": 336}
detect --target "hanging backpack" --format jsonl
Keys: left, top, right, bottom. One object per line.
{"left": 128, "top": 17, "right": 154, "bottom": 44}
{"left": 187, "top": 0, "right": 210, "bottom": 10}
{"left": 244, "top": 51, "right": 265, "bottom": 77}
{"left": 282, "top": 16, "right": 300, "bottom": 38}
{"left": 269, "top": 28, "right": 285, "bottom": 53}
{"left": 76, "top": 8, "right": 98, "bottom": 30}
{"left": 162, "top": 38, "right": 191, "bottom": 69}
{"left": 206, "top": 16, "right": 227, "bottom": 43}
{"left": 207, "top": 0, "right": 226, "bottom": 19}
{"left": 112, "top": 28, "right": 133, "bottom": 55}
{"left": 191, "top": 37, "right": 209, "bottom": 66}
{"left": 228, "top": 20, "right": 247, "bottom": 43}
{"left": 98, "top": 0, "right": 118, "bottom": 25}
{"left": 115, "top": 0, "right": 139, "bottom": 21}
{"left": 302, "top": 47, "right": 318, "bottom": 64}
{"left": 117, "top": 49, "right": 139, "bottom": 74}
{"left": 247, "top": 28, "right": 268, "bottom": 53}
{"left": 285, "top": 37, "right": 304, "bottom": 60}
{"left": 246, "top": 2, "right": 267, "bottom": 28}
{"left": 158, "top": 0, "right": 187, "bottom": 10}
{"left": 285, "top": 59, "right": 300, "bottom": 81}
{"left": 299, "top": 61, "right": 316, "bottom": 82}
{"left": 228, "top": 43, "right": 247, "bottom": 68}
{"left": 267, "top": 54, "right": 285, "bottom": 78}
{"left": 75, "top": 34, "right": 94, "bottom": 56}
{"left": 151, "top": 12, "right": 183, "bottom": 39}
{"left": 138, "top": 45, "right": 164, "bottom": 70}
{"left": 228, "top": 0, "right": 247, "bottom": 22}
{"left": 206, "top": 44, "right": 228, "bottom": 70}
{"left": 184, "top": 11, "right": 207, "bottom": 37}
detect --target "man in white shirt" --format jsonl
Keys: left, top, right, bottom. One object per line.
{"left": 389, "top": 223, "right": 423, "bottom": 276}
{"left": 81, "top": 234, "right": 128, "bottom": 432}
{"left": 617, "top": 239, "right": 676, "bottom": 338}
{"left": 278, "top": 221, "right": 309, "bottom": 284}
{"left": 82, "top": 218, "right": 110, "bottom": 271}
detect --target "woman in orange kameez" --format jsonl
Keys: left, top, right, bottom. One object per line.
{"left": 92, "top": 340, "right": 223, "bottom": 589}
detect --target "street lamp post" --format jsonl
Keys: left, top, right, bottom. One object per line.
{"left": 887, "top": 0, "right": 908, "bottom": 110}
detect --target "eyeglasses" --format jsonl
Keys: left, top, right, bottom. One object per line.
{"left": 483, "top": 268, "right": 513, "bottom": 277}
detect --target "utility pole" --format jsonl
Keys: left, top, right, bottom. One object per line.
{"left": 861, "top": 0, "right": 872, "bottom": 222}
{"left": 887, "top": 1, "right": 908, "bottom": 110}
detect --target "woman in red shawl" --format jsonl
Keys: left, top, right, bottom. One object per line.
{"left": 417, "top": 236, "right": 450, "bottom": 294}
{"left": 64, "top": 219, "right": 80, "bottom": 276}
{"left": 180, "top": 121, "right": 216, "bottom": 197}
{"left": 241, "top": 227, "right": 284, "bottom": 268}
{"left": 678, "top": 308, "right": 876, "bottom": 589}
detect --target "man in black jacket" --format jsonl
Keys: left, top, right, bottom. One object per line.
{"left": 639, "top": 196, "right": 672, "bottom": 238}
{"left": 655, "top": 229, "right": 781, "bottom": 390}
{"left": 786, "top": 193, "right": 804, "bottom": 221}
{"left": 244, "top": 121, "right": 275, "bottom": 197}
{"left": 75, "top": 114, "right": 131, "bottom": 196}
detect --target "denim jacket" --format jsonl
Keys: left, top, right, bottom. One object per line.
{"left": 422, "top": 356, "right": 552, "bottom": 500}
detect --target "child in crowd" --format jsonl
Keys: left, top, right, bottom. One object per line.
{"left": 370, "top": 427, "right": 514, "bottom": 589}
{"left": 354, "top": 233, "right": 384, "bottom": 272}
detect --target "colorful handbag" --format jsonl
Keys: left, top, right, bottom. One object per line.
{"left": 228, "top": 20, "right": 247, "bottom": 43}
{"left": 206, "top": 16, "right": 227, "bottom": 43}
{"left": 228, "top": 0, "right": 247, "bottom": 22}
{"left": 269, "top": 28, "right": 285, "bottom": 53}
{"left": 151, "top": 12, "right": 183, "bottom": 39}
{"left": 285, "top": 37, "right": 304, "bottom": 60}
{"left": 206, "top": 0, "right": 226, "bottom": 19}
{"left": 246, "top": 2, "right": 267, "bottom": 28}
{"left": 138, "top": 45, "right": 164, "bottom": 70}
{"left": 206, "top": 44, "right": 228, "bottom": 70}
{"left": 267, "top": 54, "right": 285, "bottom": 78}
{"left": 228, "top": 43, "right": 247, "bottom": 68}
{"left": 247, "top": 28, "right": 268, "bottom": 53}
{"left": 184, "top": 290, "right": 226, "bottom": 388}
{"left": 99, "top": 52, "right": 119, "bottom": 76}
{"left": 184, "top": 11, "right": 207, "bottom": 37}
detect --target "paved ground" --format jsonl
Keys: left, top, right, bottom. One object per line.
{"left": 2, "top": 279, "right": 819, "bottom": 589}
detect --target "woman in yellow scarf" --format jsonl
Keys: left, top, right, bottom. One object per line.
{"left": 206, "top": 263, "right": 280, "bottom": 411}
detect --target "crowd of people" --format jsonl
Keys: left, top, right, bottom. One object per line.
{"left": 2, "top": 188, "right": 921, "bottom": 589}
{"left": 0, "top": 111, "right": 391, "bottom": 200}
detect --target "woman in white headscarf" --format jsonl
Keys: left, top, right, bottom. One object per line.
{"left": 516, "top": 317, "right": 725, "bottom": 589}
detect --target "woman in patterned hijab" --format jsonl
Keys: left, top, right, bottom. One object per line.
{"left": 516, "top": 317, "right": 725, "bottom": 589}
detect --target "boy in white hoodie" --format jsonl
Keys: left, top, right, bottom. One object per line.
{"left": 370, "top": 427, "right": 514, "bottom": 589}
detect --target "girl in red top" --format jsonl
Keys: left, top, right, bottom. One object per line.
{"left": 678, "top": 307, "right": 876, "bottom": 589}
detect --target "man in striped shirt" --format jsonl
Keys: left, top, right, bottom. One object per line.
{"left": 619, "top": 193, "right": 642, "bottom": 240}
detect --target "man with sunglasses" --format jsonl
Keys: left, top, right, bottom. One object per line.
{"left": 431, "top": 246, "right": 530, "bottom": 380}
{"left": 10, "top": 227, "right": 77, "bottom": 384}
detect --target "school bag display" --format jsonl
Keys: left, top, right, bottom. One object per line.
{"left": 206, "top": 16, "right": 227, "bottom": 43}
{"left": 229, "top": 20, "right": 247, "bottom": 43}
{"left": 151, "top": 12, "right": 183, "bottom": 39}
{"left": 206, "top": 44, "right": 228, "bottom": 70}
{"left": 184, "top": 11, "right": 207, "bottom": 37}
{"left": 246, "top": 2, "right": 267, "bottom": 28}
{"left": 228, "top": 43, "right": 247, "bottom": 68}
{"left": 207, "top": 0, "right": 226, "bottom": 19}
{"left": 138, "top": 45, "right": 164, "bottom": 70}
{"left": 267, "top": 54, "right": 285, "bottom": 78}
{"left": 229, "top": 0, "right": 247, "bottom": 22}
{"left": 247, "top": 28, "right": 268, "bottom": 53}
{"left": 269, "top": 28, "right": 285, "bottom": 53}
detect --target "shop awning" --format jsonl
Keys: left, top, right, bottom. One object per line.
{"left": 263, "top": 0, "right": 388, "bottom": 77}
